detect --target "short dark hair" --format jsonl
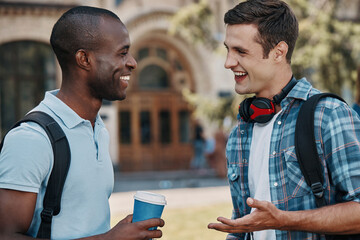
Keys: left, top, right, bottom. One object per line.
{"left": 224, "top": 0, "right": 298, "bottom": 63}
{"left": 50, "top": 6, "right": 122, "bottom": 71}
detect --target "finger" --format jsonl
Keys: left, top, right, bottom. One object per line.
{"left": 246, "top": 197, "right": 265, "bottom": 210}
{"left": 147, "top": 229, "right": 163, "bottom": 239}
{"left": 208, "top": 222, "right": 232, "bottom": 231}
{"left": 246, "top": 197, "right": 255, "bottom": 207}
{"left": 159, "top": 218, "right": 165, "bottom": 227}
{"left": 208, "top": 222, "right": 224, "bottom": 229}
{"left": 119, "top": 214, "right": 133, "bottom": 224}
{"left": 137, "top": 218, "right": 165, "bottom": 229}
{"left": 208, "top": 217, "right": 238, "bottom": 229}
{"left": 216, "top": 217, "right": 238, "bottom": 227}
{"left": 207, "top": 223, "right": 246, "bottom": 233}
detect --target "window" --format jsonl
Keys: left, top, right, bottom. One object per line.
{"left": 156, "top": 48, "right": 167, "bottom": 61}
{"left": 138, "top": 48, "right": 150, "bottom": 61}
{"left": 159, "top": 110, "right": 171, "bottom": 144}
{"left": 174, "top": 60, "right": 183, "bottom": 71}
{"left": 119, "top": 111, "right": 131, "bottom": 144}
{"left": 139, "top": 65, "right": 169, "bottom": 89}
{"left": 0, "top": 41, "right": 56, "bottom": 138}
{"left": 179, "top": 111, "right": 190, "bottom": 143}
{"left": 135, "top": 45, "right": 191, "bottom": 91}
{"left": 140, "top": 111, "right": 151, "bottom": 144}
{"left": 115, "top": 0, "right": 124, "bottom": 6}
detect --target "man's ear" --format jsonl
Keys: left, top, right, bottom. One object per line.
{"left": 75, "top": 49, "right": 91, "bottom": 70}
{"left": 273, "top": 41, "right": 288, "bottom": 63}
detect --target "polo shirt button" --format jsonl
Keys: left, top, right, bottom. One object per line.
{"left": 274, "top": 182, "right": 279, "bottom": 187}
{"left": 277, "top": 121, "right": 282, "bottom": 125}
{"left": 240, "top": 130, "right": 245, "bottom": 134}
{"left": 272, "top": 151, "right": 276, "bottom": 155}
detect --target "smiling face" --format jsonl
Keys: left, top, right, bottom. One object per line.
{"left": 88, "top": 16, "right": 137, "bottom": 101}
{"left": 224, "top": 24, "right": 278, "bottom": 98}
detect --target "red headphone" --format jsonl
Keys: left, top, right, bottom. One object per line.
{"left": 239, "top": 78, "right": 297, "bottom": 123}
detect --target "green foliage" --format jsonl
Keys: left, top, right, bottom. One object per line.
{"left": 169, "top": 0, "right": 218, "bottom": 50}
{"left": 289, "top": 0, "right": 360, "bottom": 94}
{"left": 172, "top": 0, "right": 360, "bottom": 125}
{"left": 182, "top": 89, "right": 247, "bottom": 130}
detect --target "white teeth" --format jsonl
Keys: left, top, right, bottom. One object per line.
{"left": 234, "top": 72, "right": 247, "bottom": 76}
{"left": 120, "top": 76, "right": 130, "bottom": 81}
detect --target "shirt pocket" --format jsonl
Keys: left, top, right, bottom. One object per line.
{"left": 284, "top": 146, "right": 312, "bottom": 198}
{"left": 228, "top": 164, "right": 240, "bottom": 194}
{"left": 227, "top": 163, "right": 244, "bottom": 214}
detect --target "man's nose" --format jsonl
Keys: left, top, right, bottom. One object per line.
{"left": 224, "top": 52, "right": 237, "bottom": 69}
{"left": 127, "top": 54, "right": 137, "bottom": 70}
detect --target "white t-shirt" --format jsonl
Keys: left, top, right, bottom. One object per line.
{"left": 248, "top": 111, "right": 281, "bottom": 240}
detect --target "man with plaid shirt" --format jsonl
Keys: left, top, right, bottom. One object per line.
{"left": 208, "top": 0, "right": 360, "bottom": 239}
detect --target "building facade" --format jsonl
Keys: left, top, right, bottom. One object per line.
{"left": 1, "top": 0, "right": 359, "bottom": 171}
{"left": 0, "top": 0, "right": 235, "bottom": 171}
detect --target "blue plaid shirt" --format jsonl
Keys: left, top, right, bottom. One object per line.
{"left": 226, "top": 78, "right": 360, "bottom": 240}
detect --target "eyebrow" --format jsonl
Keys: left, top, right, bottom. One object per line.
{"left": 117, "top": 45, "right": 130, "bottom": 52}
{"left": 224, "top": 42, "right": 248, "bottom": 53}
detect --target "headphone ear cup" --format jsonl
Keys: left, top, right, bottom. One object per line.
{"left": 239, "top": 97, "right": 255, "bottom": 122}
{"left": 239, "top": 97, "right": 276, "bottom": 123}
{"left": 251, "top": 98, "right": 275, "bottom": 123}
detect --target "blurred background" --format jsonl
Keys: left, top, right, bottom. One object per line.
{"left": 1, "top": 0, "right": 359, "bottom": 239}
{"left": 0, "top": 0, "right": 359, "bottom": 174}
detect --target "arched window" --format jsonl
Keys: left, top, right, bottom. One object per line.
{"left": 138, "top": 64, "right": 169, "bottom": 89}
{"left": 0, "top": 41, "right": 56, "bottom": 137}
{"left": 117, "top": 41, "right": 194, "bottom": 171}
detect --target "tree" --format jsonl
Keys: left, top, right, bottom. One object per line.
{"left": 169, "top": 0, "right": 218, "bottom": 50}
{"left": 289, "top": 0, "right": 360, "bottom": 94}
{"left": 182, "top": 88, "right": 244, "bottom": 130}
{"left": 170, "top": 0, "right": 360, "bottom": 125}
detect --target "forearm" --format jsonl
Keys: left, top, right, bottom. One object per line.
{"left": 0, "top": 233, "right": 43, "bottom": 240}
{"left": 0, "top": 232, "right": 105, "bottom": 240}
{"left": 75, "top": 233, "right": 106, "bottom": 240}
{"left": 282, "top": 201, "right": 360, "bottom": 235}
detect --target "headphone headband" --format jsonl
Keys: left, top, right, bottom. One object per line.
{"left": 239, "top": 77, "right": 297, "bottom": 123}
{"left": 272, "top": 77, "right": 297, "bottom": 105}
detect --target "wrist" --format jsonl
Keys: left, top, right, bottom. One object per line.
{"left": 277, "top": 209, "right": 298, "bottom": 231}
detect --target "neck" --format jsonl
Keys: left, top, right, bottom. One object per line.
{"left": 270, "top": 70, "right": 294, "bottom": 114}
{"left": 56, "top": 87, "right": 101, "bottom": 127}
{"left": 256, "top": 66, "right": 293, "bottom": 99}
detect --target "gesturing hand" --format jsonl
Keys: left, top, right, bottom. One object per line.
{"left": 208, "top": 198, "right": 285, "bottom": 234}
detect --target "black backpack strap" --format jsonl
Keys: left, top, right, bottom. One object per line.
{"left": 295, "top": 93, "right": 345, "bottom": 208}
{"left": 0, "top": 111, "right": 71, "bottom": 239}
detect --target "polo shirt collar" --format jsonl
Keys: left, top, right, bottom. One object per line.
{"left": 41, "top": 90, "right": 103, "bottom": 129}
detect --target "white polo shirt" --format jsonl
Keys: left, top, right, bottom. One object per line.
{"left": 0, "top": 90, "right": 114, "bottom": 239}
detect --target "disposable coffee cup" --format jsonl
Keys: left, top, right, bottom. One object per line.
{"left": 132, "top": 191, "right": 167, "bottom": 230}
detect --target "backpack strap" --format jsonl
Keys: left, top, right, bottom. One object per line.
{"left": 295, "top": 93, "right": 345, "bottom": 208}
{"left": 0, "top": 111, "right": 71, "bottom": 239}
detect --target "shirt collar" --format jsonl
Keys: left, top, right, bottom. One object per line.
{"left": 237, "top": 77, "right": 315, "bottom": 120}
{"left": 280, "top": 77, "right": 321, "bottom": 109}
{"left": 286, "top": 77, "right": 312, "bottom": 100}
{"left": 40, "top": 90, "right": 104, "bottom": 129}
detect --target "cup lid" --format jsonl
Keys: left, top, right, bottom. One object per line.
{"left": 134, "top": 191, "right": 167, "bottom": 205}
